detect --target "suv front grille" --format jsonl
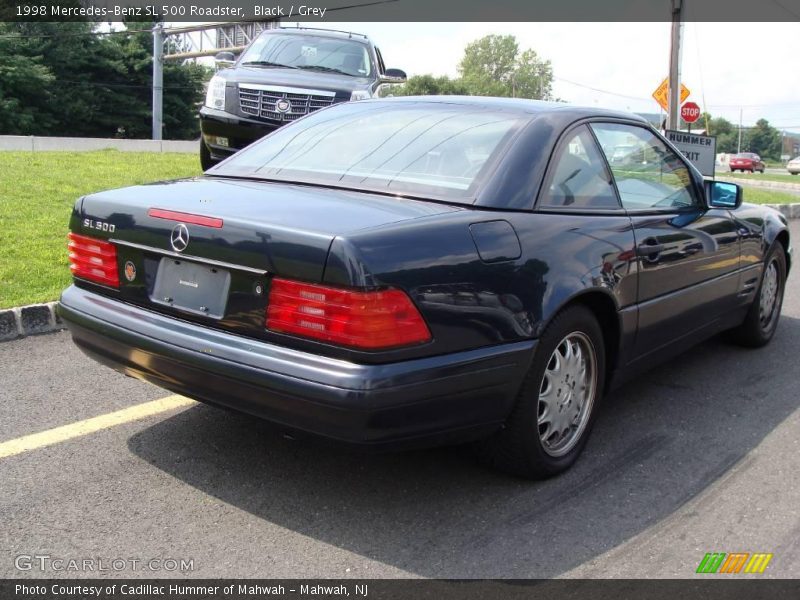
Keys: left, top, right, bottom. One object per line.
{"left": 239, "top": 85, "right": 336, "bottom": 122}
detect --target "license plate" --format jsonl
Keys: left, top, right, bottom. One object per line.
{"left": 151, "top": 258, "right": 230, "bottom": 318}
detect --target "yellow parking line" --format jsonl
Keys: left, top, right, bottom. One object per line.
{"left": 0, "top": 395, "right": 195, "bottom": 460}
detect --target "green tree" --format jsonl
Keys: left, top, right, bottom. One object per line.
{"left": 705, "top": 114, "right": 739, "bottom": 154}
{"left": 388, "top": 74, "right": 469, "bottom": 97}
{"left": 0, "top": 21, "right": 208, "bottom": 139}
{"left": 458, "top": 34, "right": 553, "bottom": 100}
{"left": 0, "top": 33, "right": 55, "bottom": 134}
{"left": 510, "top": 49, "right": 553, "bottom": 100}
{"left": 745, "top": 118, "right": 781, "bottom": 160}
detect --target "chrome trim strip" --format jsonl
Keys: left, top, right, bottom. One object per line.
{"left": 238, "top": 83, "right": 336, "bottom": 97}
{"left": 110, "top": 239, "right": 268, "bottom": 276}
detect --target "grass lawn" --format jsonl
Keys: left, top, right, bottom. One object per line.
{"left": 0, "top": 150, "right": 201, "bottom": 309}
{"left": 740, "top": 187, "right": 800, "bottom": 205}
{"left": 0, "top": 151, "right": 797, "bottom": 309}
{"left": 724, "top": 171, "right": 800, "bottom": 185}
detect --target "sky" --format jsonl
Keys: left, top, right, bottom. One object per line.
{"left": 292, "top": 22, "right": 800, "bottom": 131}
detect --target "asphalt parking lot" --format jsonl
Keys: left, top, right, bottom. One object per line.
{"left": 1, "top": 220, "right": 798, "bottom": 580}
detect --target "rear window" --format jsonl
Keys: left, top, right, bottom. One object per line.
{"left": 211, "top": 101, "right": 523, "bottom": 201}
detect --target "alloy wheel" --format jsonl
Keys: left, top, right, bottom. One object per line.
{"left": 537, "top": 332, "right": 597, "bottom": 457}
{"left": 759, "top": 259, "right": 780, "bottom": 330}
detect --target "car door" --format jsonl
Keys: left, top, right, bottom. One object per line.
{"left": 529, "top": 123, "right": 639, "bottom": 348}
{"left": 590, "top": 122, "right": 741, "bottom": 357}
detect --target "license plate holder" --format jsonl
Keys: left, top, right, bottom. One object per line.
{"left": 151, "top": 258, "right": 230, "bottom": 319}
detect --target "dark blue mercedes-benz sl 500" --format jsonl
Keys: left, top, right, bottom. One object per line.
{"left": 59, "top": 97, "right": 792, "bottom": 478}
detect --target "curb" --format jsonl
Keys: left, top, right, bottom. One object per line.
{"left": 762, "top": 203, "right": 800, "bottom": 219}
{"left": 0, "top": 302, "right": 66, "bottom": 342}
{"left": 718, "top": 177, "right": 800, "bottom": 193}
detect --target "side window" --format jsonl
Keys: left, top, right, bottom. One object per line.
{"left": 590, "top": 123, "right": 698, "bottom": 210}
{"left": 540, "top": 126, "right": 620, "bottom": 210}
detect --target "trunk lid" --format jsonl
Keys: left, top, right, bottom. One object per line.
{"left": 80, "top": 176, "right": 458, "bottom": 281}
{"left": 74, "top": 176, "right": 460, "bottom": 341}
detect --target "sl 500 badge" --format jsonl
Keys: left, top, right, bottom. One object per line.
{"left": 83, "top": 218, "right": 115, "bottom": 233}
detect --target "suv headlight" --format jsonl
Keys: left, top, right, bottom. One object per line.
{"left": 350, "top": 90, "right": 372, "bottom": 101}
{"left": 205, "top": 75, "right": 227, "bottom": 110}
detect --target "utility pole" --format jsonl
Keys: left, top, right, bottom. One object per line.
{"left": 667, "top": 0, "right": 683, "bottom": 130}
{"left": 152, "top": 23, "right": 164, "bottom": 141}
{"left": 738, "top": 108, "right": 743, "bottom": 154}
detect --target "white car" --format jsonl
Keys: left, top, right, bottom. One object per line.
{"left": 787, "top": 156, "right": 800, "bottom": 175}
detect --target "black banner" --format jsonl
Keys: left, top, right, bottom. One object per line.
{"left": 2, "top": 0, "right": 800, "bottom": 22}
{"left": 3, "top": 580, "right": 800, "bottom": 600}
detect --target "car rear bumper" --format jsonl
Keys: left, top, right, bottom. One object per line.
{"left": 58, "top": 285, "right": 535, "bottom": 449}
{"left": 199, "top": 107, "right": 281, "bottom": 159}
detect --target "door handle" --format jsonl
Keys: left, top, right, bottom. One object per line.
{"left": 637, "top": 239, "right": 664, "bottom": 261}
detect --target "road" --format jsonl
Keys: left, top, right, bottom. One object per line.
{"left": 1, "top": 221, "right": 798, "bottom": 580}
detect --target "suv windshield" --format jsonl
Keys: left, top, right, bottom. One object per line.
{"left": 240, "top": 32, "right": 372, "bottom": 78}
{"left": 211, "top": 101, "right": 522, "bottom": 201}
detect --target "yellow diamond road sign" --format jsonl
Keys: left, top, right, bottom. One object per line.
{"left": 652, "top": 77, "right": 690, "bottom": 112}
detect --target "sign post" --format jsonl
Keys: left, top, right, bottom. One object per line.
{"left": 665, "top": 130, "right": 716, "bottom": 178}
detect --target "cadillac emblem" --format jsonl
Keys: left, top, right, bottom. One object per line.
{"left": 275, "top": 98, "right": 292, "bottom": 113}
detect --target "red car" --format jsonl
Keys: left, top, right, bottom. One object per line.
{"left": 730, "top": 152, "right": 765, "bottom": 173}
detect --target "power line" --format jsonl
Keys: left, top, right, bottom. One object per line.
{"left": 556, "top": 74, "right": 800, "bottom": 113}
{"left": 707, "top": 101, "right": 800, "bottom": 109}
{"left": 553, "top": 76, "right": 652, "bottom": 102}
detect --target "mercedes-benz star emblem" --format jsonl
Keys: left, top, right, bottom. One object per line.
{"left": 170, "top": 223, "right": 190, "bottom": 252}
{"left": 275, "top": 98, "right": 292, "bottom": 113}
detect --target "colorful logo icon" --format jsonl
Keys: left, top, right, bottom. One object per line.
{"left": 696, "top": 552, "right": 773, "bottom": 574}
{"left": 124, "top": 261, "right": 137, "bottom": 282}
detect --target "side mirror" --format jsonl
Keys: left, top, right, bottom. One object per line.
{"left": 380, "top": 68, "right": 407, "bottom": 84}
{"left": 215, "top": 52, "right": 236, "bottom": 69}
{"left": 707, "top": 180, "right": 742, "bottom": 209}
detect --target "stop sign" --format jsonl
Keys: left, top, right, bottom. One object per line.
{"left": 681, "top": 102, "right": 701, "bottom": 123}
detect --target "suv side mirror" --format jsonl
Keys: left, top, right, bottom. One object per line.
{"left": 707, "top": 180, "right": 742, "bottom": 209}
{"left": 381, "top": 68, "right": 407, "bottom": 84}
{"left": 215, "top": 52, "right": 236, "bottom": 69}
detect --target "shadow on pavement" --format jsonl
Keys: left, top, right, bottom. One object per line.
{"left": 128, "top": 316, "right": 800, "bottom": 578}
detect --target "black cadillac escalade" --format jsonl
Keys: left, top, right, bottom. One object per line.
{"left": 199, "top": 27, "right": 406, "bottom": 169}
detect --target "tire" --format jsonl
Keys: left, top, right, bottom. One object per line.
{"left": 475, "top": 305, "right": 606, "bottom": 479}
{"left": 728, "top": 245, "right": 787, "bottom": 347}
{"left": 200, "top": 139, "right": 216, "bottom": 171}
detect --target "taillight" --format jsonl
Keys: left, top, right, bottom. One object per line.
{"left": 266, "top": 278, "right": 431, "bottom": 350}
{"left": 68, "top": 233, "right": 119, "bottom": 288}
